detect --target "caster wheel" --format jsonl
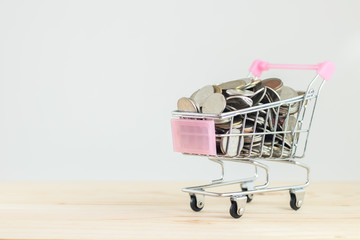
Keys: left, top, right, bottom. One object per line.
{"left": 229, "top": 200, "right": 243, "bottom": 219}
{"left": 190, "top": 195, "right": 204, "bottom": 212}
{"left": 241, "top": 187, "right": 254, "bottom": 203}
{"left": 290, "top": 193, "right": 301, "bottom": 210}
{"left": 229, "top": 201, "right": 244, "bottom": 218}
{"left": 289, "top": 189, "right": 305, "bottom": 211}
{"left": 229, "top": 196, "right": 247, "bottom": 219}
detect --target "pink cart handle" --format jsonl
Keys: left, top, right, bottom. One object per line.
{"left": 249, "top": 59, "right": 335, "bottom": 81}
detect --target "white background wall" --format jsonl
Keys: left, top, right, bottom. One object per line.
{"left": 1, "top": 0, "right": 359, "bottom": 181}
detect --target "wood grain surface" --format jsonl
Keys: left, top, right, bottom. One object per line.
{"left": 0, "top": 182, "right": 359, "bottom": 239}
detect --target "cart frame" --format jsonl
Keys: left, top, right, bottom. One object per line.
{"left": 171, "top": 60, "right": 334, "bottom": 218}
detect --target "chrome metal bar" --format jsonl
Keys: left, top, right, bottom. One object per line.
{"left": 225, "top": 159, "right": 269, "bottom": 190}
{"left": 182, "top": 177, "right": 257, "bottom": 192}
{"left": 216, "top": 129, "right": 309, "bottom": 137}
{"left": 182, "top": 158, "right": 309, "bottom": 198}
{"left": 292, "top": 98, "right": 307, "bottom": 157}
{"left": 259, "top": 108, "right": 270, "bottom": 157}
{"left": 280, "top": 104, "right": 291, "bottom": 157}
{"left": 172, "top": 94, "right": 315, "bottom": 119}
{"left": 301, "top": 79, "right": 326, "bottom": 157}
{"left": 242, "top": 114, "right": 247, "bottom": 157}
{"left": 290, "top": 74, "right": 319, "bottom": 156}
{"left": 209, "top": 158, "right": 225, "bottom": 183}
{"left": 248, "top": 110, "right": 259, "bottom": 158}
{"left": 270, "top": 106, "right": 281, "bottom": 157}
{"left": 225, "top": 116, "right": 234, "bottom": 155}
{"left": 182, "top": 159, "right": 269, "bottom": 192}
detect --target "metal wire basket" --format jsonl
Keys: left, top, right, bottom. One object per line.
{"left": 171, "top": 59, "right": 334, "bottom": 218}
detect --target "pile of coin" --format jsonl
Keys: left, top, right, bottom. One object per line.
{"left": 177, "top": 78, "right": 304, "bottom": 158}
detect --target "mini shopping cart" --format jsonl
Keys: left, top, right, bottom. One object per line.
{"left": 171, "top": 59, "right": 334, "bottom": 218}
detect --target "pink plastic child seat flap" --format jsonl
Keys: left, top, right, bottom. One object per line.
{"left": 171, "top": 118, "right": 216, "bottom": 156}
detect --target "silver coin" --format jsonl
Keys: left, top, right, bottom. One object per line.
{"left": 226, "top": 95, "right": 253, "bottom": 110}
{"left": 244, "top": 135, "right": 262, "bottom": 143}
{"left": 267, "top": 109, "right": 275, "bottom": 131}
{"left": 240, "top": 77, "right": 252, "bottom": 85}
{"left": 251, "top": 87, "right": 266, "bottom": 106}
{"left": 265, "top": 86, "right": 281, "bottom": 102}
{"left": 218, "top": 79, "right": 248, "bottom": 90}
{"left": 220, "top": 129, "right": 244, "bottom": 157}
{"left": 213, "top": 85, "right": 222, "bottom": 93}
{"left": 189, "top": 89, "right": 201, "bottom": 110}
{"left": 272, "top": 145, "right": 291, "bottom": 157}
{"left": 242, "top": 79, "right": 262, "bottom": 91}
{"left": 242, "top": 144, "right": 262, "bottom": 157}
{"left": 256, "top": 126, "right": 272, "bottom": 134}
{"left": 259, "top": 145, "right": 271, "bottom": 156}
{"left": 263, "top": 136, "right": 279, "bottom": 146}
{"left": 201, "top": 93, "right": 226, "bottom": 114}
{"left": 214, "top": 117, "right": 231, "bottom": 124}
{"left": 282, "top": 116, "right": 299, "bottom": 147}
{"left": 260, "top": 87, "right": 281, "bottom": 121}
{"left": 226, "top": 88, "right": 254, "bottom": 97}
{"left": 297, "top": 91, "right": 309, "bottom": 105}
{"left": 225, "top": 105, "right": 238, "bottom": 112}
{"left": 276, "top": 134, "right": 292, "bottom": 146}
{"left": 253, "top": 105, "right": 268, "bottom": 117}
{"left": 280, "top": 104, "right": 300, "bottom": 115}
{"left": 277, "top": 85, "right": 297, "bottom": 100}
{"left": 241, "top": 149, "right": 259, "bottom": 157}
{"left": 244, "top": 141, "right": 262, "bottom": 148}
{"left": 245, "top": 117, "right": 264, "bottom": 128}
{"left": 236, "top": 77, "right": 252, "bottom": 89}
{"left": 177, "top": 97, "right": 198, "bottom": 112}
{"left": 297, "top": 91, "right": 305, "bottom": 96}
{"left": 258, "top": 144, "right": 291, "bottom": 158}
{"left": 191, "top": 85, "right": 215, "bottom": 106}
{"left": 239, "top": 120, "right": 256, "bottom": 133}
{"left": 214, "top": 106, "right": 239, "bottom": 126}
{"left": 190, "top": 89, "right": 199, "bottom": 99}
{"left": 248, "top": 116, "right": 265, "bottom": 126}
{"left": 216, "top": 116, "right": 243, "bottom": 129}
{"left": 278, "top": 86, "right": 300, "bottom": 115}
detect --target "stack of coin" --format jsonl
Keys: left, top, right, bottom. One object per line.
{"left": 177, "top": 77, "right": 304, "bottom": 158}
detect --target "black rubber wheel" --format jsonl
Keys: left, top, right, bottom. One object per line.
{"left": 290, "top": 193, "right": 300, "bottom": 210}
{"left": 229, "top": 200, "right": 242, "bottom": 219}
{"left": 241, "top": 187, "right": 254, "bottom": 203}
{"left": 190, "top": 195, "right": 203, "bottom": 212}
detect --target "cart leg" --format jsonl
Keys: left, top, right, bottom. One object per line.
{"left": 189, "top": 193, "right": 205, "bottom": 212}
{"left": 209, "top": 158, "right": 224, "bottom": 183}
{"left": 241, "top": 181, "right": 254, "bottom": 203}
{"left": 229, "top": 195, "right": 247, "bottom": 219}
{"left": 289, "top": 188, "right": 305, "bottom": 210}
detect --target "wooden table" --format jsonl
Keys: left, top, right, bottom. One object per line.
{"left": 0, "top": 182, "right": 359, "bottom": 239}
